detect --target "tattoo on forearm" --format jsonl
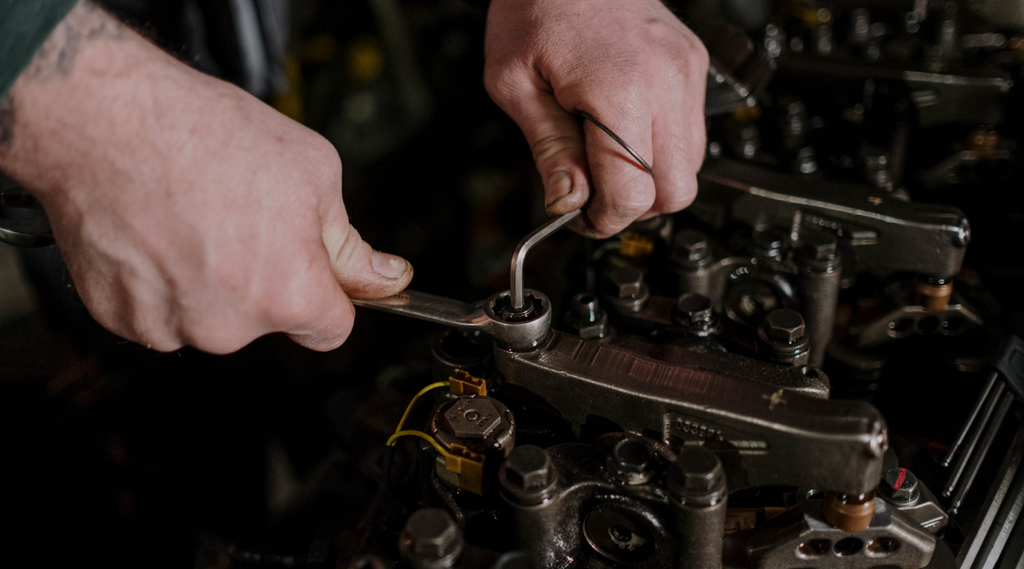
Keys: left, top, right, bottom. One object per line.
{"left": 26, "top": 1, "right": 124, "bottom": 81}
{"left": 0, "top": 2, "right": 125, "bottom": 150}
{"left": 0, "top": 96, "right": 13, "bottom": 147}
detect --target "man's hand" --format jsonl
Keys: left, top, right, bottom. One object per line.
{"left": 484, "top": 0, "right": 709, "bottom": 237}
{"left": 0, "top": 2, "right": 412, "bottom": 354}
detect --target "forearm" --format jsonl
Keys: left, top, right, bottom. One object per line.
{"left": 0, "top": 1, "right": 222, "bottom": 201}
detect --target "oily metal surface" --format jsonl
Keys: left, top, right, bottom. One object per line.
{"left": 494, "top": 330, "right": 887, "bottom": 494}
{"left": 697, "top": 158, "right": 970, "bottom": 278}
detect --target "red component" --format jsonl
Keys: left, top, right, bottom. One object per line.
{"left": 893, "top": 468, "right": 907, "bottom": 490}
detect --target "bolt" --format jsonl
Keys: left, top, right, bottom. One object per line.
{"left": 882, "top": 467, "right": 920, "bottom": 504}
{"left": 398, "top": 508, "right": 464, "bottom": 568}
{"left": 753, "top": 228, "right": 786, "bottom": 259}
{"left": 762, "top": 308, "right": 806, "bottom": 343}
{"left": 667, "top": 446, "right": 726, "bottom": 507}
{"left": 607, "top": 438, "right": 654, "bottom": 484}
{"left": 443, "top": 397, "right": 501, "bottom": 439}
{"left": 850, "top": 8, "right": 870, "bottom": 43}
{"left": 673, "top": 293, "right": 714, "bottom": 328}
{"left": 608, "top": 266, "right": 645, "bottom": 299}
{"left": 798, "top": 231, "right": 838, "bottom": 263}
{"left": 672, "top": 229, "right": 709, "bottom": 264}
{"left": 575, "top": 293, "right": 599, "bottom": 323}
{"left": 500, "top": 445, "right": 556, "bottom": 494}
{"left": 568, "top": 292, "right": 608, "bottom": 339}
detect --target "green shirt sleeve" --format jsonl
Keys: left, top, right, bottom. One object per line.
{"left": 0, "top": 0, "right": 80, "bottom": 99}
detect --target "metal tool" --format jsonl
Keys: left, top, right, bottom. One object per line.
{"left": 354, "top": 210, "right": 583, "bottom": 349}
{"left": 509, "top": 210, "right": 581, "bottom": 312}
{"left": 352, "top": 288, "right": 551, "bottom": 351}
{"left": 942, "top": 371, "right": 1001, "bottom": 468}
{"left": 957, "top": 424, "right": 1024, "bottom": 569}
{"left": 941, "top": 336, "right": 1024, "bottom": 514}
{"left": 0, "top": 187, "right": 54, "bottom": 247}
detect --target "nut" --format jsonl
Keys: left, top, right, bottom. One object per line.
{"left": 443, "top": 397, "right": 501, "bottom": 440}
{"left": 762, "top": 308, "right": 806, "bottom": 343}
{"left": 398, "top": 507, "right": 464, "bottom": 567}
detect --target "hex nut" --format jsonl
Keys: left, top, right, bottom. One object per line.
{"left": 443, "top": 397, "right": 501, "bottom": 440}
{"left": 762, "top": 308, "right": 806, "bottom": 343}
{"left": 398, "top": 508, "right": 464, "bottom": 568}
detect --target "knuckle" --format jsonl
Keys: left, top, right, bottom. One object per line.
{"left": 267, "top": 288, "right": 318, "bottom": 329}
{"left": 180, "top": 326, "right": 249, "bottom": 354}
{"left": 532, "top": 133, "right": 584, "bottom": 167}
{"left": 483, "top": 60, "right": 527, "bottom": 107}
{"left": 610, "top": 184, "right": 656, "bottom": 220}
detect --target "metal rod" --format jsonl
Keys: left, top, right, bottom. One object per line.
{"left": 510, "top": 210, "right": 582, "bottom": 310}
{"left": 945, "top": 380, "right": 1007, "bottom": 497}
{"left": 948, "top": 390, "right": 1015, "bottom": 514}
{"left": 944, "top": 371, "right": 1001, "bottom": 467}
{"left": 972, "top": 458, "right": 1024, "bottom": 569}
{"left": 957, "top": 424, "right": 1024, "bottom": 569}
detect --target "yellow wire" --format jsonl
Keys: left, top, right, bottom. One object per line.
{"left": 395, "top": 381, "right": 449, "bottom": 433}
{"left": 387, "top": 430, "right": 451, "bottom": 458}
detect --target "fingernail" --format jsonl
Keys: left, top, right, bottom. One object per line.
{"left": 544, "top": 171, "right": 573, "bottom": 210}
{"left": 371, "top": 250, "right": 410, "bottom": 279}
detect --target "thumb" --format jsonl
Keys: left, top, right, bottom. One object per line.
{"left": 485, "top": 69, "right": 590, "bottom": 216}
{"left": 321, "top": 197, "right": 413, "bottom": 299}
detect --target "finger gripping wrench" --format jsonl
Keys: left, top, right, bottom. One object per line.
{"left": 351, "top": 210, "right": 581, "bottom": 350}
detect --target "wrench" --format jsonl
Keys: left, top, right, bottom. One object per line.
{"left": 351, "top": 288, "right": 552, "bottom": 350}
{"left": 352, "top": 210, "right": 581, "bottom": 349}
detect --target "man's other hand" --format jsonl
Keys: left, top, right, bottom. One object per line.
{"left": 484, "top": 0, "right": 709, "bottom": 237}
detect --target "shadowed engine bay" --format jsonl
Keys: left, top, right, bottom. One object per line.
{"left": 3, "top": 1, "right": 1024, "bottom": 568}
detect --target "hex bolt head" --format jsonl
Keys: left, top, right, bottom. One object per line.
{"left": 607, "top": 438, "right": 654, "bottom": 484}
{"left": 667, "top": 447, "right": 726, "bottom": 507}
{"left": 503, "top": 445, "right": 553, "bottom": 491}
{"left": 674, "top": 293, "right": 714, "bottom": 327}
{"left": 398, "top": 508, "right": 464, "bottom": 568}
{"left": 443, "top": 397, "right": 501, "bottom": 440}
{"left": 673, "top": 229, "right": 709, "bottom": 263}
{"left": 799, "top": 231, "right": 838, "bottom": 263}
{"left": 762, "top": 308, "right": 806, "bottom": 343}
{"left": 881, "top": 467, "right": 920, "bottom": 504}
{"left": 608, "top": 267, "right": 645, "bottom": 299}
{"left": 499, "top": 445, "right": 559, "bottom": 505}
